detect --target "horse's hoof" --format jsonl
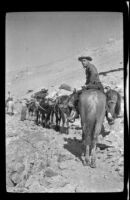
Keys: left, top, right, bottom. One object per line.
{"left": 90, "top": 163, "right": 96, "bottom": 168}
{"left": 83, "top": 159, "right": 90, "bottom": 166}
{"left": 109, "top": 120, "right": 114, "bottom": 125}
{"left": 90, "top": 160, "right": 96, "bottom": 168}
{"left": 82, "top": 160, "right": 87, "bottom": 166}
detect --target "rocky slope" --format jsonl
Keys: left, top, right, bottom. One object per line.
{"left": 6, "top": 39, "right": 124, "bottom": 192}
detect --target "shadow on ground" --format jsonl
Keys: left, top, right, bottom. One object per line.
{"left": 96, "top": 143, "right": 113, "bottom": 150}
{"left": 100, "top": 125, "right": 110, "bottom": 137}
{"left": 64, "top": 137, "right": 83, "bottom": 162}
{"left": 63, "top": 123, "right": 114, "bottom": 160}
{"left": 64, "top": 136, "right": 113, "bottom": 154}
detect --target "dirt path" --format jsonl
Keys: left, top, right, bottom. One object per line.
{"left": 6, "top": 109, "right": 124, "bottom": 192}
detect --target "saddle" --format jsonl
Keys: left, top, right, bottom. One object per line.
{"left": 82, "top": 81, "right": 104, "bottom": 93}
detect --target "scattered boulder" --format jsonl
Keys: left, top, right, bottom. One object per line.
{"left": 10, "top": 172, "right": 21, "bottom": 186}
{"left": 44, "top": 168, "right": 58, "bottom": 178}
{"left": 29, "top": 180, "right": 46, "bottom": 192}
{"left": 15, "top": 162, "right": 25, "bottom": 174}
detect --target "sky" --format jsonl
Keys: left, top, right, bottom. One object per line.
{"left": 6, "top": 12, "right": 123, "bottom": 72}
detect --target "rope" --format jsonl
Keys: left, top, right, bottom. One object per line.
{"left": 37, "top": 103, "right": 47, "bottom": 112}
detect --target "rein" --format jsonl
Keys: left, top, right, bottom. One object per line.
{"left": 35, "top": 101, "right": 47, "bottom": 112}
{"left": 107, "top": 100, "right": 116, "bottom": 104}
{"left": 38, "top": 104, "right": 47, "bottom": 112}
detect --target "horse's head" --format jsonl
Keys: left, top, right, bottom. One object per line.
{"left": 67, "top": 89, "right": 79, "bottom": 109}
{"left": 105, "top": 89, "right": 121, "bottom": 124}
{"left": 106, "top": 101, "right": 115, "bottom": 125}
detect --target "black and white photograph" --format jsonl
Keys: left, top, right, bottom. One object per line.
{"left": 6, "top": 12, "right": 125, "bottom": 193}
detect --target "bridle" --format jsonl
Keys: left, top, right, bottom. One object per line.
{"left": 107, "top": 100, "right": 116, "bottom": 104}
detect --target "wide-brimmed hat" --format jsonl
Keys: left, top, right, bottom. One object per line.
{"left": 78, "top": 56, "right": 92, "bottom": 61}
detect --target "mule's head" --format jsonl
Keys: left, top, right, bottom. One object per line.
{"left": 67, "top": 89, "right": 78, "bottom": 109}
{"left": 105, "top": 88, "right": 121, "bottom": 123}
{"left": 106, "top": 101, "right": 116, "bottom": 125}
{"left": 105, "top": 89, "right": 119, "bottom": 125}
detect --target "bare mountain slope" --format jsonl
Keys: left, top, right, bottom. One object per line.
{"left": 6, "top": 39, "right": 124, "bottom": 192}
{"left": 6, "top": 39, "right": 123, "bottom": 99}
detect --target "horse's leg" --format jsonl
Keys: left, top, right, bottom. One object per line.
{"left": 51, "top": 110, "right": 54, "bottom": 124}
{"left": 84, "top": 144, "right": 90, "bottom": 166}
{"left": 35, "top": 110, "right": 39, "bottom": 125}
{"left": 45, "top": 111, "right": 51, "bottom": 128}
{"left": 28, "top": 109, "right": 32, "bottom": 120}
{"left": 66, "top": 118, "right": 69, "bottom": 134}
{"left": 11, "top": 104, "right": 13, "bottom": 115}
{"left": 83, "top": 124, "right": 91, "bottom": 166}
{"left": 33, "top": 109, "right": 37, "bottom": 121}
{"left": 65, "top": 112, "right": 70, "bottom": 134}
{"left": 90, "top": 122, "right": 102, "bottom": 168}
{"left": 55, "top": 112, "right": 59, "bottom": 131}
{"left": 12, "top": 104, "right": 14, "bottom": 115}
{"left": 57, "top": 108, "right": 61, "bottom": 127}
{"left": 113, "top": 103, "right": 117, "bottom": 119}
{"left": 31, "top": 110, "right": 34, "bottom": 120}
{"left": 46, "top": 112, "right": 50, "bottom": 128}
{"left": 42, "top": 112, "right": 46, "bottom": 127}
{"left": 30, "top": 111, "right": 33, "bottom": 120}
{"left": 60, "top": 110, "right": 66, "bottom": 133}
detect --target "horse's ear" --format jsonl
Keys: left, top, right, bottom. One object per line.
{"left": 104, "top": 86, "right": 111, "bottom": 93}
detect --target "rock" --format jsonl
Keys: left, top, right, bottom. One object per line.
{"left": 57, "top": 153, "right": 73, "bottom": 163}
{"left": 115, "top": 167, "right": 120, "bottom": 172}
{"left": 75, "top": 184, "right": 88, "bottom": 192}
{"left": 44, "top": 168, "right": 58, "bottom": 178}
{"left": 39, "top": 177, "right": 51, "bottom": 188}
{"left": 118, "top": 169, "right": 124, "bottom": 177}
{"left": 6, "top": 176, "right": 14, "bottom": 187}
{"left": 47, "top": 175, "right": 69, "bottom": 189}
{"left": 117, "top": 157, "right": 124, "bottom": 166}
{"left": 7, "top": 130, "right": 18, "bottom": 137}
{"left": 29, "top": 181, "right": 46, "bottom": 192}
{"left": 16, "top": 162, "right": 25, "bottom": 173}
{"left": 103, "top": 174, "right": 108, "bottom": 179}
{"left": 58, "top": 183, "right": 76, "bottom": 192}
{"left": 37, "top": 161, "right": 46, "bottom": 172}
{"left": 7, "top": 186, "right": 29, "bottom": 193}
{"left": 25, "top": 175, "right": 39, "bottom": 188}
{"left": 59, "top": 160, "right": 76, "bottom": 170}
{"left": 47, "top": 183, "right": 76, "bottom": 193}
{"left": 11, "top": 172, "right": 21, "bottom": 185}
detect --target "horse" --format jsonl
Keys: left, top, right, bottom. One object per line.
{"left": 67, "top": 89, "right": 106, "bottom": 168}
{"left": 26, "top": 101, "right": 37, "bottom": 120}
{"left": 35, "top": 98, "right": 53, "bottom": 128}
{"left": 79, "top": 89, "right": 107, "bottom": 167}
{"left": 105, "top": 88, "right": 121, "bottom": 124}
{"left": 51, "top": 95, "right": 72, "bottom": 133}
{"left": 68, "top": 86, "right": 122, "bottom": 125}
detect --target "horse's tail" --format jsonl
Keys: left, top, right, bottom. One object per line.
{"left": 115, "top": 91, "right": 121, "bottom": 116}
{"left": 82, "top": 118, "right": 96, "bottom": 146}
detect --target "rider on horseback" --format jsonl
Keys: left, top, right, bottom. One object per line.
{"left": 79, "top": 56, "right": 104, "bottom": 92}
{"left": 68, "top": 56, "right": 104, "bottom": 122}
